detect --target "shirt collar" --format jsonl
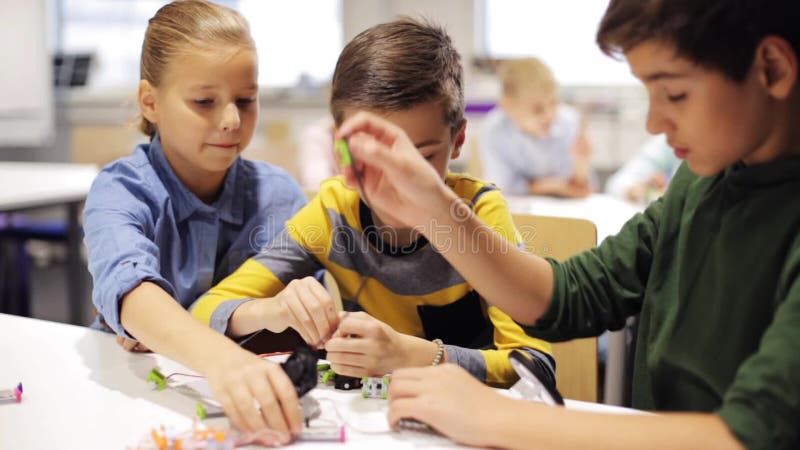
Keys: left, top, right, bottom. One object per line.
{"left": 148, "top": 134, "right": 245, "bottom": 225}
{"left": 725, "top": 156, "right": 800, "bottom": 188}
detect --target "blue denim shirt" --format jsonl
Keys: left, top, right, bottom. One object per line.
{"left": 83, "top": 135, "right": 306, "bottom": 338}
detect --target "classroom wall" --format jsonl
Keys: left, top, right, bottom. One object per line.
{"left": 0, "top": 0, "right": 652, "bottom": 178}
{"left": 0, "top": 0, "right": 54, "bottom": 151}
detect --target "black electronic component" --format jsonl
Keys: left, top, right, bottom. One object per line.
{"left": 333, "top": 374, "right": 362, "bottom": 391}
{"left": 280, "top": 344, "right": 319, "bottom": 397}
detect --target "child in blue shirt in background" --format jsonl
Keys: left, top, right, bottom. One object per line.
{"left": 479, "top": 57, "right": 596, "bottom": 197}
{"left": 83, "top": 0, "right": 315, "bottom": 441}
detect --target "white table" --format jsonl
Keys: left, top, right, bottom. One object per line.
{"left": 0, "top": 162, "right": 98, "bottom": 324}
{"left": 0, "top": 314, "right": 638, "bottom": 450}
{"left": 506, "top": 193, "right": 644, "bottom": 406}
{"left": 505, "top": 193, "right": 643, "bottom": 243}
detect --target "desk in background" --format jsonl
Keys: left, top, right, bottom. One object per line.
{"left": 506, "top": 193, "right": 643, "bottom": 243}
{"left": 0, "top": 162, "right": 98, "bottom": 324}
{"left": 0, "top": 313, "right": 639, "bottom": 450}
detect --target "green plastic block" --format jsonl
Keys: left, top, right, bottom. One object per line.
{"left": 146, "top": 368, "right": 167, "bottom": 391}
{"left": 196, "top": 402, "right": 207, "bottom": 420}
{"left": 321, "top": 369, "right": 336, "bottom": 384}
{"left": 335, "top": 140, "right": 352, "bottom": 166}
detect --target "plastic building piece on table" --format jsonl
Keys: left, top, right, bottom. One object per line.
{"left": 361, "top": 376, "right": 390, "bottom": 399}
{"left": 319, "top": 368, "right": 362, "bottom": 391}
{"left": 299, "top": 425, "right": 346, "bottom": 443}
{"left": 147, "top": 368, "right": 167, "bottom": 391}
{"left": 0, "top": 382, "right": 23, "bottom": 403}
{"left": 146, "top": 423, "right": 235, "bottom": 450}
{"left": 196, "top": 402, "right": 224, "bottom": 420}
{"left": 320, "top": 369, "right": 336, "bottom": 384}
{"left": 134, "top": 422, "right": 288, "bottom": 449}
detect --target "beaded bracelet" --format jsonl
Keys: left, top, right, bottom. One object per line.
{"left": 431, "top": 338, "right": 445, "bottom": 366}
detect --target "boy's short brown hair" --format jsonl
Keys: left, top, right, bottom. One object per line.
{"left": 330, "top": 17, "right": 464, "bottom": 135}
{"left": 596, "top": 0, "right": 800, "bottom": 82}
{"left": 498, "top": 57, "right": 557, "bottom": 97}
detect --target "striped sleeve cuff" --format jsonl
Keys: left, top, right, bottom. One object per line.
{"left": 206, "top": 298, "right": 255, "bottom": 335}
{"left": 445, "top": 345, "right": 487, "bottom": 381}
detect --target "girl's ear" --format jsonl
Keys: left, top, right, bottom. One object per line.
{"left": 756, "top": 35, "right": 798, "bottom": 100}
{"left": 139, "top": 79, "right": 159, "bottom": 124}
{"left": 451, "top": 118, "right": 467, "bottom": 159}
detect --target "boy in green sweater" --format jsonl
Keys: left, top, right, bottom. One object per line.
{"left": 334, "top": 0, "right": 800, "bottom": 448}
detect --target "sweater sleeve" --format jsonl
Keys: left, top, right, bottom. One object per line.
{"left": 524, "top": 196, "right": 662, "bottom": 341}
{"left": 83, "top": 168, "right": 174, "bottom": 339}
{"left": 716, "top": 235, "right": 800, "bottom": 450}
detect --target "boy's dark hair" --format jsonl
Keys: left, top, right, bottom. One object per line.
{"left": 330, "top": 17, "right": 464, "bottom": 135}
{"left": 596, "top": 0, "right": 800, "bottom": 82}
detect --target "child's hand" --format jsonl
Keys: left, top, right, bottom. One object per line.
{"left": 257, "top": 277, "right": 339, "bottom": 347}
{"left": 205, "top": 348, "right": 300, "bottom": 441}
{"left": 324, "top": 311, "right": 425, "bottom": 377}
{"left": 336, "top": 112, "right": 454, "bottom": 229}
{"left": 115, "top": 335, "right": 150, "bottom": 352}
{"left": 387, "top": 364, "right": 514, "bottom": 447}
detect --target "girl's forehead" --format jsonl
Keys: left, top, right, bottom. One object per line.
{"left": 161, "top": 48, "right": 258, "bottom": 88}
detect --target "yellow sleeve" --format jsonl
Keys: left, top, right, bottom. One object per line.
{"left": 473, "top": 188, "right": 553, "bottom": 387}
{"left": 481, "top": 307, "right": 553, "bottom": 386}
{"left": 472, "top": 188, "right": 522, "bottom": 245}
{"left": 190, "top": 258, "right": 287, "bottom": 327}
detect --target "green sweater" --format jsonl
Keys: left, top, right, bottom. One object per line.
{"left": 527, "top": 160, "right": 800, "bottom": 449}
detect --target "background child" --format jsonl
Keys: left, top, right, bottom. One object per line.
{"left": 605, "top": 134, "right": 680, "bottom": 204}
{"left": 336, "top": 0, "right": 800, "bottom": 447}
{"left": 191, "top": 17, "right": 555, "bottom": 388}
{"left": 82, "top": 0, "right": 309, "bottom": 438}
{"left": 479, "top": 57, "right": 596, "bottom": 197}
